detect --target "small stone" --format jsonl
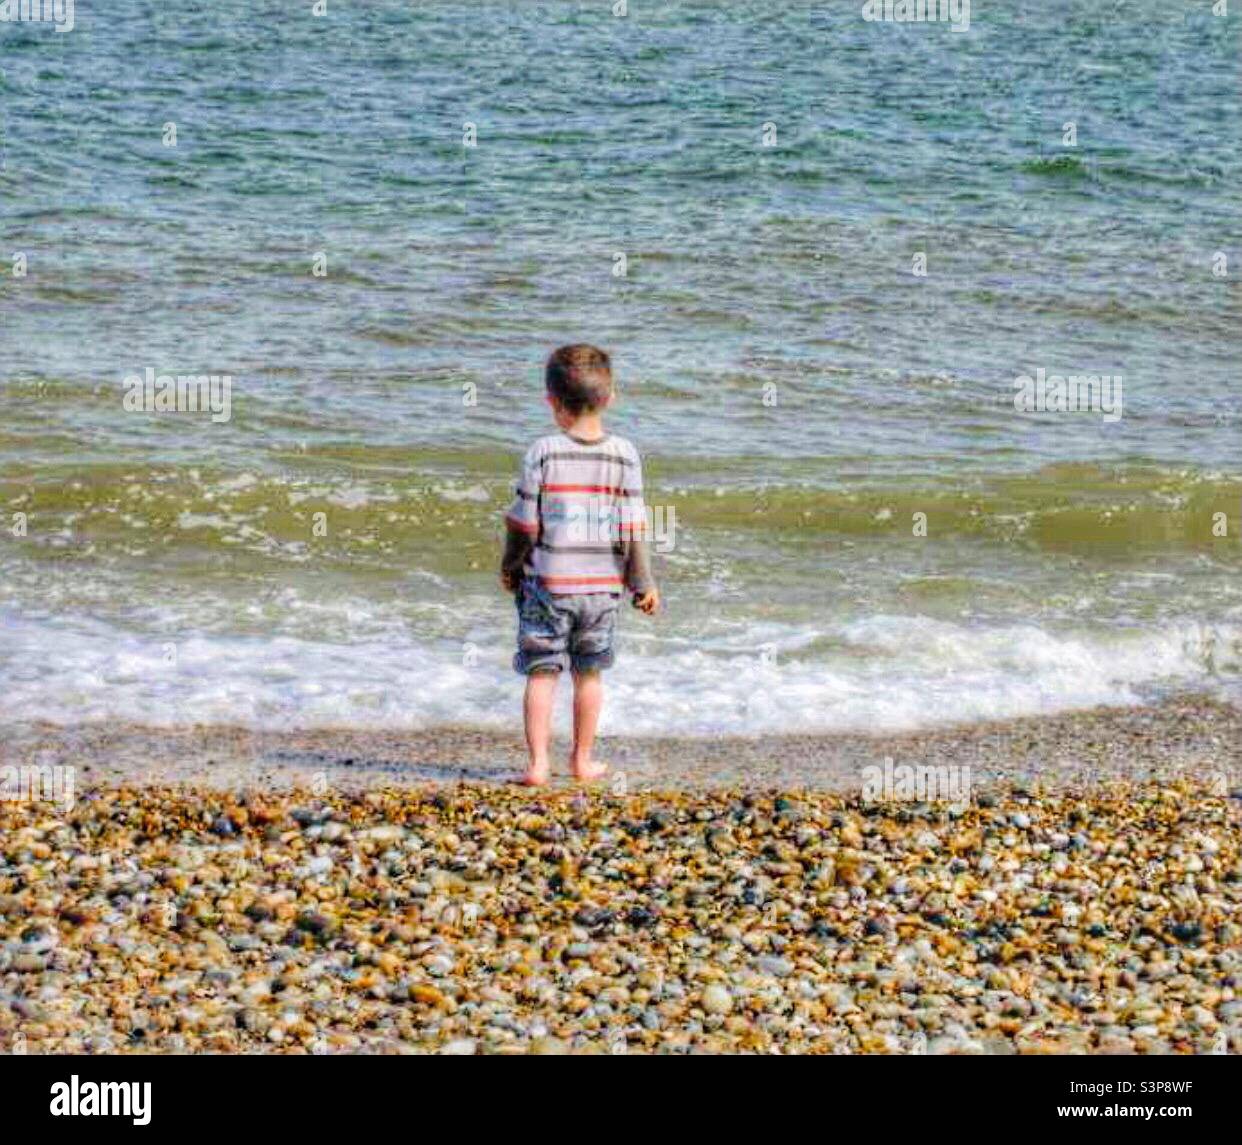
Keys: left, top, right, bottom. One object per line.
{"left": 756, "top": 955, "right": 794, "bottom": 978}
{"left": 409, "top": 984, "right": 447, "bottom": 1007}
{"left": 702, "top": 985, "right": 733, "bottom": 1015}
{"left": 529, "top": 1036, "right": 568, "bottom": 1055}
{"left": 572, "top": 908, "right": 614, "bottom": 931}
{"left": 295, "top": 911, "right": 337, "bottom": 938}
{"left": 441, "top": 1039, "right": 477, "bottom": 1056}
{"left": 627, "top": 906, "right": 657, "bottom": 928}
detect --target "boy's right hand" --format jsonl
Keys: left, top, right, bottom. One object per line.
{"left": 632, "top": 588, "right": 660, "bottom": 615}
{"left": 500, "top": 569, "right": 519, "bottom": 594}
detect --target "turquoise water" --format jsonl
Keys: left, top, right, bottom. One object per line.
{"left": 1, "top": 2, "right": 1240, "bottom": 735}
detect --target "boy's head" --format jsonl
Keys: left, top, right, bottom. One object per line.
{"left": 545, "top": 344, "right": 613, "bottom": 418}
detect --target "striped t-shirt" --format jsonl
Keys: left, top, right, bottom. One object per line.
{"left": 504, "top": 431, "right": 648, "bottom": 595}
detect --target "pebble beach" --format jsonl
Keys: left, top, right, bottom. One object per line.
{"left": 2, "top": 701, "right": 1240, "bottom": 1056}
{"left": 3, "top": 0, "right": 1239, "bottom": 1071}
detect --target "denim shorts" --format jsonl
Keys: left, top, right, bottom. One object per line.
{"left": 514, "top": 577, "right": 620, "bottom": 675}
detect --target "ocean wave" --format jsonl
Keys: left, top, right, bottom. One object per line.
{"left": 3, "top": 460, "right": 1239, "bottom": 561}
{"left": 0, "top": 608, "right": 1236, "bottom": 737}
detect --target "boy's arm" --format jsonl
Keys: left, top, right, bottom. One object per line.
{"left": 501, "top": 442, "right": 542, "bottom": 592}
{"left": 623, "top": 535, "right": 655, "bottom": 596}
{"left": 500, "top": 524, "right": 533, "bottom": 592}
{"left": 622, "top": 446, "right": 659, "bottom": 612}
{"left": 625, "top": 538, "right": 659, "bottom": 613}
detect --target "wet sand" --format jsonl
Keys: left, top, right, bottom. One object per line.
{"left": 3, "top": 694, "right": 1239, "bottom": 795}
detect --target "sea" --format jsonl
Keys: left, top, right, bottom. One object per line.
{"left": 2, "top": 1, "right": 1239, "bottom": 736}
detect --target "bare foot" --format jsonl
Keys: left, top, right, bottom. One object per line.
{"left": 520, "top": 762, "right": 551, "bottom": 787}
{"left": 571, "top": 760, "right": 608, "bottom": 783}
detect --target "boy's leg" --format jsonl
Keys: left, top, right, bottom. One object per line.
{"left": 564, "top": 594, "right": 619, "bottom": 781}
{"left": 569, "top": 669, "right": 607, "bottom": 781}
{"left": 522, "top": 669, "right": 559, "bottom": 786}
{"left": 514, "top": 578, "right": 570, "bottom": 784}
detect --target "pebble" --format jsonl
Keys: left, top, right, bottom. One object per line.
{"left": 701, "top": 985, "right": 733, "bottom": 1015}
{"left": 440, "top": 1039, "right": 477, "bottom": 1056}
{"left": 0, "top": 778, "right": 1234, "bottom": 1055}
{"left": 756, "top": 956, "right": 794, "bottom": 978}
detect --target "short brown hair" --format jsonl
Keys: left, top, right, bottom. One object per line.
{"left": 545, "top": 344, "right": 613, "bottom": 414}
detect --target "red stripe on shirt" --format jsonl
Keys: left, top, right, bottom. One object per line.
{"left": 540, "top": 575, "right": 623, "bottom": 587}
{"left": 543, "top": 484, "right": 638, "bottom": 496}
{"left": 504, "top": 514, "right": 539, "bottom": 535}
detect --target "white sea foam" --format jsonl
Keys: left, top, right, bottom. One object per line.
{"left": 0, "top": 608, "right": 1236, "bottom": 736}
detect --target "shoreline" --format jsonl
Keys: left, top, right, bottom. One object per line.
{"left": 2, "top": 696, "right": 1239, "bottom": 1054}
{"left": 3, "top": 693, "right": 1239, "bottom": 794}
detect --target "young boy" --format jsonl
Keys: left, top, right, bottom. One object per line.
{"left": 501, "top": 344, "right": 659, "bottom": 786}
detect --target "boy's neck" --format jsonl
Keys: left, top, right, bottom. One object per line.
{"left": 560, "top": 413, "right": 606, "bottom": 443}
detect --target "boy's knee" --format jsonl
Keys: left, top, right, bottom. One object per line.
{"left": 570, "top": 650, "right": 613, "bottom": 675}
{"left": 514, "top": 651, "right": 568, "bottom": 676}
